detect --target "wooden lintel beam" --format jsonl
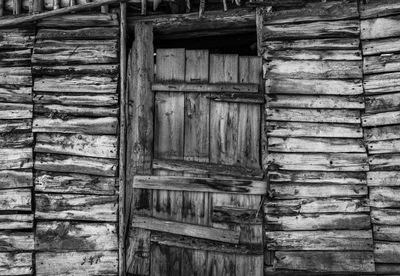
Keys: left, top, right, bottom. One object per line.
{"left": 152, "top": 83, "right": 259, "bottom": 93}
{"left": 0, "top": 0, "right": 124, "bottom": 28}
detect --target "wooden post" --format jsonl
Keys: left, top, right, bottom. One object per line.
{"left": 53, "top": 0, "right": 60, "bottom": 9}
{"left": 0, "top": 0, "right": 4, "bottom": 16}
{"left": 141, "top": 0, "right": 146, "bottom": 15}
{"left": 118, "top": 2, "right": 127, "bottom": 275}
{"left": 13, "top": 0, "right": 21, "bottom": 14}
{"left": 199, "top": 0, "right": 204, "bottom": 17}
{"left": 32, "top": 0, "right": 43, "bottom": 13}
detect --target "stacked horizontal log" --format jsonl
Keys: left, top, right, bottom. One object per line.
{"left": 0, "top": 28, "right": 34, "bottom": 275}
{"left": 32, "top": 14, "right": 119, "bottom": 275}
{"left": 361, "top": 1, "right": 400, "bottom": 275}
{"left": 261, "top": 1, "right": 375, "bottom": 274}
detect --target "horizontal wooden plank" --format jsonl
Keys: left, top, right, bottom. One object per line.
{"left": 375, "top": 242, "right": 400, "bottom": 263}
{"left": 0, "top": 30, "right": 34, "bottom": 49}
{"left": 36, "top": 221, "right": 117, "bottom": 251}
{"left": 0, "top": 49, "right": 31, "bottom": 67}
{"left": 35, "top": 153, "right": 117, "bottom": 177}
{"left": 367, "top": 171, "right": 400, "bottom": 186}
{"left": 33, "top": 64, "right": 119, "bottom": 76}
{"left": 264, "top": 1, "right": 358, "bottom": 24}
{"left": 371, "top": 209, "right": 400, "bottom": 225}
{"left": 269, "top": 184, "right": 367, "bottom": 199}
{"left": 37, "top": 13, "right": 118, "bottom": 27}
{"left": 152, "top": 83, "right": 258, "bottom": 93}
{"left": 268, "top": 137, "right": 365, "bottom": 153}
{"left": 367, "top": 139, "right": 400, "bottom": 154}
{"left": 370, "top": 187, "right": 400, "bottom": 208}
{"left": 366, "top": 93, "right": 400, "bottom": 114}
{"left": 35, "top": 194, "right": 117, "bottom": 222}
{"left": 33, "top": 40, "right": 118, "bottom": 65}
{"left": 35, "top": 171, "right": 116, "bottom": 195}
{"left": 362, "top": 37, "right": 400, "bottom": 56}
{"left": 0, "top": 231, "right": 34, "bottom": 251}
{"left": 274, "top": 251, "right": 375, "bottom": 273}
{"left": 376, "top": 264, "right": 400, "bottom": 275}
{"left": 36, "top": 27, "right": 119, "bottom": 40}
{"left": 0, "top": 67, "right": 32, "bottom": 86}
{"left": 267, "top": 108, "right": 361, "bottom": 124}
{"left": 34, "top": 75, "right": 117, "bottom": 94}
{"left": 266, "top": 213, "right": 371, "bottom": 230}
{"left": 266, "top": 153, "right": 368, "bottom": 171}
{"left": 265, "top": 198, "right": 369, "bottom": 215}
{"left": 264, "top": 49, "right": 361, "bottom": 61}
{"left": 153, "top": 159, "right": 263, "bottom": 179}
{"left": 35, "top": 133, "right": 118, "bottom": 159}
{"left": 0, "top": 170, "right": 32, "bottom": 189}
{"left": 263, "top": 20, "right": 360, "bottom": 41}
{"left": 0, "top": 132, "right": 33, "bottom": 148}
{"left": 0, "top": 189, "right": 31, "bottom": 211}
{"left": 0, "top": 119, "right": 31, "bottom": 133}
{"left": 267, "top": 95, "right": 364, "bottom": 109}
{"left": 266, "top": 230, "right": 373, "bottom": 251}
{"left": 268, "top": 171, "right": 366, "bottom": 185}
{"left": 374, "top": 225, "right": 400, "bottom": 242}
{"left": 32, "top": 117, "right": 118, "bottom": 135}
{"left": 364, "top": 53, "right": 400, "bottom": 75}
{"left": 266, "top": 78, "right": 363, "bottom": 95}
{"left": 369, "top": 153, "right": 400, "bottom": 170}
{"left": 361, "top": 15, "right": 400, "bottom": 40}
{"left": 0, "top": 252, "right": 32, "bottom": 275}
{"left": 212, "top": 206, "right": 262, "bottom": 224}
{"left": 34, "top": 104, "right": 118, "bottom": 118}
{"left": 267, "top": 121, "right": 363, "bottom": 138}
{"left": 362, "top": 111, "right": 400, "bottom": 127}
{"left": 33, "top": 93, "right": 118, "bottom": 106}
{"left": 263, "top": 38, "right": 360, "bottom": 51}
{"left": 264, "top": 60, "right": 362, "bottom": 79}
{"left": 132, "top": 215, "right": 239, "bottom": 244}
{"left": 209, "top": 93, "right": 264, "bottom": 104}
{"left": 150, "top": 232, "right": 262, "bottom": 255}
{"left": 365, "top": 124, "right": 400, "bottom": 142}
{"left": 0, "top": 214, "right": 33, "bottom": 230}
{"left": 35, "top": 251, "right": 118, "bottom": 276}
{"left": 0, "top": 103, "right": 32, "bottom": 119}
{"left": 364, "top": 72, "right": 400, "bottom": 95}
{"left": 361, "top": 0, "right": 400, "bottom": 19}
{"left": 133, "top": 175, "right": 266, "bottom": 194}
{"left": 0, "top": 148, "right": 32, "bottom": 170}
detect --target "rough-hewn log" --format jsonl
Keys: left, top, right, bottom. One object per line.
{"left": 361, "top": 0, "right": 400, "bottom": 19}
{"left": 267, "top": 95, "right": 364, "bottom": 110}
{"left": 364, "top": 53, "right": 400, "bottom": 75}
{"left": 0, "top": 231, "right": 33, "bottom": 251}
{"left": 366, "top": 93, "right": 400, "bottom": 114}
{"left": 0, "top": 86, "right": 32, "bottom": 103}
{"left": 35, "top": 193, "right": 118, "bottom": 221}
{"left": 36, "top": 27, "right": 119, "bottom": 40}
{"left": 362, "top": 37, "right": 400, "bottom": 56}
{"left": 264, "top": 49, "right": 361, "bottom": 61}
{"left": 268, "top": 171, "right": 366, "bottom": 185}
{"left": 375, "top": 242, "right": 400, "bottom": 263}
{"left": 370, "top": 187, "right": 400, "bottom": 208}
{"left": 0, "top": 67, "right": 31, "bottom": 86}
{"left": 367, "top": 139, "right": 400, "bottom": 154}
{"left": 361, "top": 15, "right": 400, "bottom": 40}
{"left": 0, "top": 189, "right": 31, "bottom": 211}
{"left": 263, "top": 38, "right": 359, "bottom": 51}
{"left": 0, "top": 170, "right": 32, "bottom": 189}
{"left": 269, "top": 184, "right": 367, "bottom": 199}
{"left": 0, "top": 253, "right": 32, "bottom": 275}
{"left": 34, "top": 104, "right": 118, "bottom": 118}
{"left": 33, "top": 64, "right": 119, "bottom": 76}
{"left": 367, "top": 171, "right": 400, "bottom": 186}
{"left": 0, "top": 29, "right": 34, "bottom": 49}
{"left": 374, "top": 225, "right": 400, "bottom": 242}
{"left": 364, "top": 72, "right": 400, "bottom": 95}
{"left": 371, "top": 209, "right": 400, "bottom": 225}
{"left": 0, "top": 49, "right": 31, "bottom": 66}
{"left": 362, "top": 111, "right": 400, "bottom": 127}
{"left": 33, "top": 93, "right": 118, "bottom": 106}
{"left": 0, "top": 148, "right": 32, "bottom": 170}
{"left": 0, "top": 214, "right": 33, "bottom": 230}
{"left": 128, "top": 8, "right": 256, "bottom": 39}
{"left": 0, "top": 103, "right": 32, "bottom": 120}
{"left": 0, "top": 132, "right": 32, "bottom": 148}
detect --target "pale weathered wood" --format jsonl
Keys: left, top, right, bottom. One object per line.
{"left": 0, "top": 231, "right": 33, "bottom": 251}
{"left": 266, "top": 153, "right": 368, "bottom": 171}
{"left": 364, "top": 53, "right": 400, "bottom": 75}
{"left": 371, "top": 209, "right": 400, "bottom": 225}
{"left": 361, "top": 15, "right": 400, "bottom": 40}
{"left": 364, "top": 72, "right": 400, "bottom": 95}
{"left": 361, "top": 0, "right": 400, "bottom": 19}
{"left": 33, "top": 93, "right": 118, "bottom": 106}
{"left": 33, "top": 117, "right": 118, "bottom": 134}
{"left": 370, "top": 187, "right": 400, "bottom": 208}
{"left": 0, "top": 49, "right": 31, "bottom": 66}
{"left": 133, "top": 175, "right": 267, "bottom": 194}
{"left": 36, "top": 251, "right": 118, "bottom": 276}
{"left": 376, "top": 264, "right": 400, "bottom": 274}
{"left": 268, "top": 137, "right": 365, "bottom": 153}
{"left": 0, "top": 253, "right": 32, "bottom": 275}
{"left": 34, "top": 75, "right": 117, "bottom": 94}
{"left": 263, "top": 20, "right": 360, "bottom": 41}
{"left": 367, "top": 139, "right": 400, "bottom": 154}
{"left": 265, "top": 198, "right": 368, "bottom": 214}
{"left": 274, "top": 251, "right": 375, "bottom": 273}
{"left": 269, "top": 184, "right": 367, "bottom": 199}
{"left": 126, "top": 228, "right": 150, "bottom": 275}
{"left": 265, "top": 60, "right": 362, "bottom": 79}
{"left": 35, "top": 133, "right": 118, "bottom": 158}
{"left": 0, "top": 133, "right": 32, "bottom": 148}
{"left": 36, "top": 221, "right": 117, "bottom": 251}
{"left": 0, "top": 189, "right": 31, "bottom": 211}
{"left": 266, "top": 230, "right": 373, "bottom": 251}
{"left": 267, "top": 95, "right": 364, "bottom": 110}
{"left": 35, "top": 171, "right": 116, "bottom": 194}
{"left": 0, "top": 119, "right": 31, "bottom": 133}
{"left": 0, "top": 148, "right": 32, "bottom": 170}
{"left": 366, "top": 93, "right": 400, "bottom": 114}
{"left": 132, "top": 215, "right": 240, "bottom": 244}
{"left": 268, "top": 171, "right": 366, "bottom": 185}
{"left": 0, "top": 214, "right": 33, "bottom": 229}
{"left": 33, "top": 64, "right": 119, "bottom": 76}
{"left": 0, "top": 103, "right": 32, "bottom": 119}
{"left": 362, "top": 111, "right": 400, "bottom": 127}
{"left": 35, "top": 153, "right": 117, "bottom": 176}
{"left": 35, "top": 194, "right": 117, "bottom": 221}
{"left": 267, "top": 109, "right": 361, "bottom": 124}
{"left": 34, "top": 104, "right": 118, "bottom": 117}
{"left": 375, "top": 242, "right": 400, "bottom": 263}
{"left": 263, "top": 38, "right": 359, "bottom": 51}
{"left": 367, "top": 171, "right": 400, "bottom": 186}
{"left": 38, "top": 13, "right": 118, "bottom": 27}
{"left": 0, "top": 29, "right": 34, "bottom": 49}
{"left": 266, "top": 78, "right": 363, "bottom": 95}
{"left": 0, "top": 67, "right": 31, "bottom": 86}
{"left": 362, "top": 37, "right": 400, "bottom": 56}
{"left": 36, "top": 27, "right": 119, "bottom": 40}
{"left": 267, "top": 121, "right": 363, "bottom": 138}
{"left": 264, "top": 49, "right": 362, "bottom": 61}
{"left": 0, "top": 86, "right": 32, "bottom": 103}
{"left": 374, "top": 225, "right": 400, "bottom": 242}
{"left": 365, "top": 124, "right": 400, "bottom": 142}
{"left": 152, "top": 83, "right": 258, "bottom": 93}
{"left": 212, "top": 206, "right": 261, "bottom": 224}
{"left": 0, "top": 170, "right": 32, "bottom": 189}
{"left": 153, "top": 159, "right": 263, "bottom": 179}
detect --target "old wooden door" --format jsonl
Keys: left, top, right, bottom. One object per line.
{"left": 126, "top": 43, "right": 266, "bottom": 276}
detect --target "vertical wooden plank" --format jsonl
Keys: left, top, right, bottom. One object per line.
{"left": 126, "top": 228, "right": 150, "bottom": 275}
{"left": 206, "top": 251, "right": 236, "bottom": 276}
{"left": 182, "top": 248, "right": 207, "bottom": 276}
{"left": 53, "top": 0, "right": 60, "bottom": 9}
{"left": 101, "top": 5, "right": 109, "bottom": 13}
{"left": 125, "top": 22, "right": 154, "bottom": 276}
{"left": 13, "top": 0, "right": 21, "bottom": 14}
{"left": 32, "top": 0, "right": 43, "bottom": 13}
{"left": 151, "top": 244, "right": 181, "bottom": 276}
{"left": 0, "top": 0, "right": 3, "bottom": 16}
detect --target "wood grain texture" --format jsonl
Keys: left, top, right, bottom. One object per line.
{"left": 35, "top": 193, "right": 117, "bottom": 221}
{"left": 0, "top": 103, "right": 32, "bottom": 119}
{"left": 369, "top": 154, "right": 400, "bottom": 170}
{"left": 367, "top": 139, "right": 400, "bottom": 154}
{"left": 0, "top": 86, "right": 31, "bottom": 103}
{"left": 0, "top": 252, "right": 32, "bottom": 275}
{"left": 33, "top": 93, "right": 118, "bottom": 106}
{"left": 33, "top": 117, "right": 118, "bottom": 134}
{"left": 0, "top": 214, "right": 33, "bottom": 230}
{"left": 0, "top": 49, "right": 32, "bottom": 67}
{"left": 0, "top": 189, "right": 31, "bottom": 211}
{"left": 361, "top": 15, "right": 400, "bottom": 40}
{"left": 361, "top": 0, "right": 400, "bottom": 19}
{"left": 0, "top": 170, "right": 32, "bottom": 189}
{"left": 0, "top": 119, "right": 31, "bottom": 133}
{"left": 0, "top": 231, "right": 34, "bottom": 251}
{"left": 374, "top": 225, "right": 400, "bottom": 242}
{"left": 375, "top": 242, "right": 400, "bottom": 263}
{"left": 37, "top": 14, "right": 118, "bottom": 27}
{"left": 36, "top": 27, "right": 119, "bottom": 40}
{"left": 267, "top": 95, "right": 364, "bottom": 109}
{"left": 33, "top": 64, "right": 119, "bottom": 76}
{"left": 364, "top": 72, "right": 400, "bottom": 95}
{"left": 34, "top": 104, "right": 118, "bottom": 118}
{"left": 371, "top": 209, "right": 400, "bottom": 225}
{"left": 366, "top": 93, "right": 400, "bottom": 114}
{"left": 362, "top": 37, "right": 400, "bottom": 56}
{"left": 264, "top": 49, "right": 361, "bottom": 61}
{"left": 0, "top": 133, "right": 33, "bottom": 148}
{"left": 0, "top": 67, "right": 32, "bottom": 86}
{"left": 0, "top": 148, "right": 32, "bottom": 170}
{"left": 269, "top": 184, "right": 367, "bottom": 199}
{"left": 367, "top": 171, "right": 400, "bottom": 186}
{"left": 364, "top": 53, "right": 400, "bottom": 75}
{"left": 370, "top": 187, "right": 400, "bottom": 208}
{"left": 365, "top": 124, "right": 400, "bottom": 142}
{"left": 268, "top": 171, "right": 366, "bottom": 185}
{"left": 263, "top": 38, "right": 360, "bottom": 51}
